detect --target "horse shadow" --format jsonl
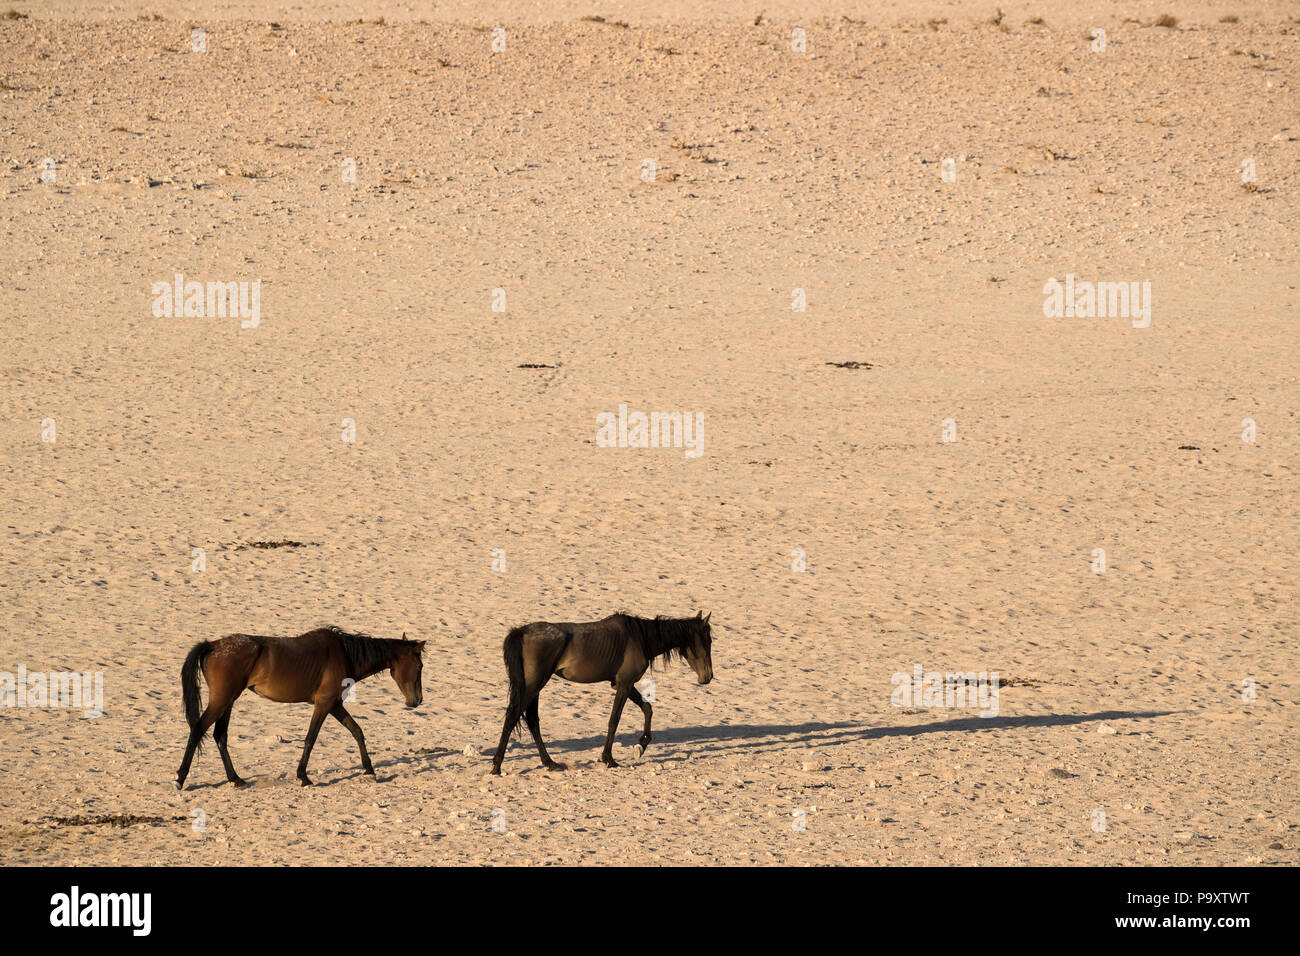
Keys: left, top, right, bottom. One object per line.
{"left": 184, "top": 746, "right": 458, "bottom": 790}
{"left": 347, "top": 747, "right": 460, "bottom": 784}
{"left": 534, "top": 709, "right": 1179, "bottom": 759}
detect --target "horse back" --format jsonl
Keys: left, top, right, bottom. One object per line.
{"left": 242, "top": 631, "right": 347, "bottom": 702}
{"left": 207, "top": 633, "right": 264, "bottom": 672}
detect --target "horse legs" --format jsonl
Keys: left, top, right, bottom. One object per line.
{"left": 212, "top": 708, "right": 247, "bottom": 787}
{"left": 600, "top": 687, "right": 631, "bottom": 768}
{"left": 331, "top": 701, "right": 374, "bottom": 776}
{"left": 175, "top": 707, "right": 220, "bottom": 790}
{"left": 524, "top": 696, "right": 566, "bottom": 771}
{"left": 491, "top": 696, "right": 523, "bottom": 775}
{"left": 296, "top": 702, "right": 330, "bottom": 786}
{"left": 177, "top": 655, "right": 250, "bottom": 790}
{"left": 627, "top": 686, "right": 653, "bottom": 758}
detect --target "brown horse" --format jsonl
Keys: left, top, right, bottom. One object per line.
{"left": 175, "top": 626, "right": 425, "bottom": 790}
{"left": 491, "top": 611, "right": 714, "bottom": 775}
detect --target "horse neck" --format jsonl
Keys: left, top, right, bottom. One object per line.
{"left": 353, "top": 641, "right": 400, "bottom": 680}
{"left": 643, "top": 619, "right": 695, "bottom": 661}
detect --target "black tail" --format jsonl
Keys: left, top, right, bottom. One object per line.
{"left": 181, "top": 641, "right": 215, "bottom": 751}
{"left": 502, "top": 626, "right": 528, "bottom": 740}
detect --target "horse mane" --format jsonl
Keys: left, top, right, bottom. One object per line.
{"left": 617, "top": 613, "right": 707, "bottom": 666}
{"left": 320, "top": 626, "right": 424, "bottom": 673}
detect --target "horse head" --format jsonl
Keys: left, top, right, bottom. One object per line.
{"left": 683, "top": 612, "right": 714, "bottom": 685}
{"left": 391, "top": 633, "right": 426, "bottom": 708}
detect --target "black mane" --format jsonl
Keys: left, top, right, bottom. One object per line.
{"left": 617, "top": 613, "right": 709, "bottom": 665}
{"left": 321, "top": 626, "right": 422, "bottom": 674}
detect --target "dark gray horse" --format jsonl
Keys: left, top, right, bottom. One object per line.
{"left": 490, "top": 612, "right": 714, "bottom": 774}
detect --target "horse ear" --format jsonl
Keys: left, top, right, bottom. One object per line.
{"left": 704, "top": 612, "right": 711, "bottom": 623}
{"left": 696, "top": 610, "right": 703, "bottom": 619}
{"left": 401, "top": 632, "right": 407, "bottom": 640}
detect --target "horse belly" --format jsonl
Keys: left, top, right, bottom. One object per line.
{"left": 246, "top": 650, "right": 318, "bottom": 703}
{"left": 248, "top": 684, "right": 305, "bottom": 704}
{"left": 552, "top": 646, "right": 612, "bottom": 684}
{"left": 554, "top": 637, "right": 640, "bottom": 685}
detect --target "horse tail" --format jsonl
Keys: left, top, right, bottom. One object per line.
{"left": 181, "top": 640, "right": 216, "bottom": 750}
{"left": 502, "top": 626, "right": 528, "bottom": 739}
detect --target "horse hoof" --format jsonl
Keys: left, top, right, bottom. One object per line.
{"left": 545, "top": 761, "right": 568, "bottom": 772}
{"left": 633, "top": 745, "right": 644, "bottom": 761}
{"left": 229, "top": 778, "right": 248, "bottom": 788}
{"left": 299, "top": 778, "right": 312, "bottom": 787}
{"left": 175, "top": 780, "right": 184, "bottom": 791}
{"left": 602, "top": 758, "right": 619, "bottom": 768}
{"left": 489, "top": 766, "right": 502, "bottom": 776}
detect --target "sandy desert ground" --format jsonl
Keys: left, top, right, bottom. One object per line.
{"left": 0, "top": 2, "right": 1297, "bottom": 865}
